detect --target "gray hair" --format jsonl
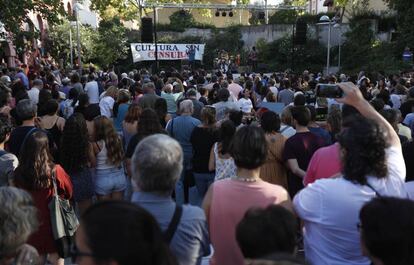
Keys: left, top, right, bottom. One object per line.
{"left": 32, "top": 79, "right": 43, "bottom": 88}
{"left": 0, "top": 187, "right": 38, "bottom": 257}
{"left": 16, "top": 99, "right": 37, "bottom": 121}
{"left": 179, "top": 99, "right": 194, "bottom": 114}
{"left": 131, "top": 134, "right": 183, "bottom": 195}
{"left": 142, "top": 82, "right": 155, "bottom": 94}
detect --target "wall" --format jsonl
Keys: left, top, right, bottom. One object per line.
{"left": 157, "top": 23, "right": 348, "bottom": 48}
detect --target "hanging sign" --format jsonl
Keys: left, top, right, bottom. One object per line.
{"left": 130, "top": 43, "right": 205, "bottom": 62}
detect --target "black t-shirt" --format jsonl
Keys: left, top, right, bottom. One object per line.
{"left": 8, "top": 126, "right": 56, "bottom": 158}
{"left": 400, "top": 99, "right": 414, "bottom": 120}
{"left": 403, "top": 140, "right": 414, "bottom": 181}
{"left": 190, "top": 126, "right": 219, "bottom": 173}
{"left": 125, "top": 130, "right": 168, "bottom": 159}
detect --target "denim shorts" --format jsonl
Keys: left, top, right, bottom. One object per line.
{"left": 94, "top": 167, "right": 127, "bottom": 195}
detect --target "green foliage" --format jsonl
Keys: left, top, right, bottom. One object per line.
{"left": 268, "top": 9, "right": 298, "bottom": 24}
{"left": 0, "top": 0, "right": 65, "bottom": 36}
{"left": 203, "top": 26, "right": 244, "bottom": 67}
{"left": 341, "top": 18, "right": 375, "bottom": 72}
{"left": 157, "top": 11, "right": 215, "bottom": 32}
{"left": 169, "top": 10, "right": 195, "bottom": 29}
{"left": 94, "top": 18, "right": 129, "bottom": 66}
{"left": 384, "top": 0, "right": 414, "bottom": 53}
{"left": 256, "top": 35, "right": 326, "bottom": 72}
{"left": 341, "top": 16, "right": 408, "bottom": 74}
{"left": 47, "top": 18, "right": 128, "bottom": 68}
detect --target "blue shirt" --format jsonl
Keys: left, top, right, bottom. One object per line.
{"left": 166, "top": 115, "right": 201, "bottom": 159}
{"left": 113, "top": 103, "right": 130, "bottom": 131}
{"left": 15, "top": 72, "right": 29, "bottom": 89}
{"left": 131, "top": 192, "right": 210, "bottom": 265}
{"left": 161, "top": 92, "right": 177, "bottom": 113}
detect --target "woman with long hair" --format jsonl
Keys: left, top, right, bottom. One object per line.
{"left": 113, "top": 89, "right": 131, "bottom": 133}
{"left": 191, "top": 106, "right": 219, "bottom": 200}
{"left": 209, "top": 120, "right": 237, "bottom": 181}
{"left": 92, "top": 116, "right": 126, "bottom": 200}
{"left": 60, "top": 113, "right": 94, "bottom": 214}
{"left": 259, "top": 111, "right": 288, "bottom": 188}
{"left": 125, "top": 108, "right": 166, "bottom": 177}
{"left": 122, "top": 104, "right": 142, "bottom": 150}
{"left": 14, "top": 131, "right": 73, "bottom": 265}
{"left": 99, "top": 86, "right": 118, "bottom": 118}
{"left": 154, "top": 97, "right": 171, "bottom": 128}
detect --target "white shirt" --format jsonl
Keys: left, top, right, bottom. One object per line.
{"left": 27, "top": 87, "right": 40, "bottom": 104}
{"left": 228, "top": 83, "right": 243, "bottom": 101}
{"left": 279, "top": 124, "right": 296, "bottom": 138}
{"left": 85, "top": 81, "right": 100, "bottom": 104}
{"left": 269, "top": 86, "right": 278, "bottom": 97}
{"left": 99, "top": 96, "right": 115, "bottom": 118}
{"left": 294, "top": 146, "right": 407, "bottom": 265}
{"left": 238, "top": 98, "right": 253, "bottom": 113}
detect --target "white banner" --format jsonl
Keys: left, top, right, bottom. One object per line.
{"left": 130, "top": 43, "right": 205, "bottom": 62}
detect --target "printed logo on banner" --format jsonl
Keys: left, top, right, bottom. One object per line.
{"left": 130, "top": 43, "right": 206, "bottom": 62}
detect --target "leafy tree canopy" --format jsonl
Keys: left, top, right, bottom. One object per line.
{"left": 0, "top": 0, "right": 65, "bottom": 35}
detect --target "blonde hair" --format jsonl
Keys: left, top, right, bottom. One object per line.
{"left": 105, "top": 86, "right": 119, "bottom": 99}
{"left": 94, "top": 116, "right": 124, "bottom": 166}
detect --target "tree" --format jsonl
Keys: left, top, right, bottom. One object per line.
{"left": 94, "top": 18, "right": 129, "bottom": 67}
{"left": 384, "top": 0, "right": 414, "bottom": 52}
{"left": 0, "top": 0, "right": 65, "bottom": 36}
{"left": 46, "top": 20, "right": 99, "bottom": 68}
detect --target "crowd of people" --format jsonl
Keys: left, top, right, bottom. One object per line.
{"left": 1, "top": 64, "right": 414, "bottom": 265}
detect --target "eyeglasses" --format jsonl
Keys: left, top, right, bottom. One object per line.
{"left": 356, "top": 222, "right": 362, "bottom": 231}
{"left": 71, "top": 244, "right": 95, "bottom": 263}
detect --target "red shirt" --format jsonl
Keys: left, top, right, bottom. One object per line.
{"left": 16, "top": 165, "right": 73, "bottom": 254}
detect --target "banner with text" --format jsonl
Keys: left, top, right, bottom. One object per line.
{"left": 130, "top": 43, "right": 205, "bottom": 62}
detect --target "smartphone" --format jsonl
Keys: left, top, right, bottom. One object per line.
{"left": 316, "top": 84, "right": 343, "bottom": 98}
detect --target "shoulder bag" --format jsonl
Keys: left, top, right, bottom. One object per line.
{"left": 48, "top": 169, "right": 79, "bottom": 258}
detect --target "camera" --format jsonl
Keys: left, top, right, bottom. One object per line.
{"left": 316, "top": 84, "right": 343, "bottom": 98}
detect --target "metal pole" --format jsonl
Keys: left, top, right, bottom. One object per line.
{"left": 326, "top": 21, "right": 331, "bottom": 75}
{"left": 69, "top": 26, "right": 73, "bottom": 68}
{"left": 153, "top": 7, "right": 158, "bottom": 73}
{"left": 291, "top": 23, "right": 295, "bottom": 71}
{"left": 76, "top": 9, "right": 82, "bottom": 74}
{"left": 338, "top": 25, "right": 341, "bottom": 70}
{"left": 265, "top": 0, "right": 268, "bottom": 24}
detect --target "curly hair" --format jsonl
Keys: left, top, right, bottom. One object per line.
{"left": 337, "top": 116, "right": 388, "bottom": 185}
{"left": 14, "top": 131, "right": 55, "bottom": 190}
{"left": 94, "top": 116, "right": 124, "bottom": 167}
{"left": 136, "top": 109, "right": 164, "bottom": 137}
{"left": 0, "top": 187, "right": 38, "bottom": 257}
{"left": 60, "top": 113, "right": 89, "bottom": 173}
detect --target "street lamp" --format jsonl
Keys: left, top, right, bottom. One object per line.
{"left": 319, "top": 15, "right": 332, "bottom": 75}
{"left": 333, "top": 22, "right": 342, "bottom": 71}
{"left": 74, "top": 2, "right": 84, "bottom": 74}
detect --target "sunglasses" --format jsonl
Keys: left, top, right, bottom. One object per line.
{"left": 71, "top": 244, "right": 95, "bottom": 263}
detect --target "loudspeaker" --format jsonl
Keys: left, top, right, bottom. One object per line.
{"left": 141, "top": 17, "right": 153, "bottom": 43}
{"left": 294, "top": 18, "right": 307, "bottom": 45}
